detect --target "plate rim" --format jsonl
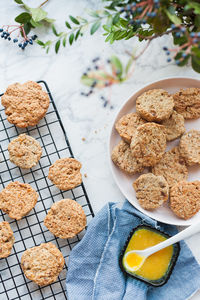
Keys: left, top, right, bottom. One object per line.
{"left": 108, "top": 76, "right": 200, "bottom": 226}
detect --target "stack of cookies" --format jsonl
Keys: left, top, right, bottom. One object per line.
{"left": 0, "top": 81, "right": 87, "bottom": 287}
{"left": 112, "top": 88, "right": 200, "bottom": 220}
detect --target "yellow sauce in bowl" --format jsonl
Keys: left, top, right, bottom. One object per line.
{"left": 121, "top": 226, "right": 179, "bottom": 286}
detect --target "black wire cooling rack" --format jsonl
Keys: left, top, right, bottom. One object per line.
{"left": 0, "top": 80, "right": 94, "bottom": 300}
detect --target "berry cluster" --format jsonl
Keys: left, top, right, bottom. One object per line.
{"left": 80, "top": 57, "right": 114, "bottom": 109}
{"left": 120, "top": 0, "right": 160, "bottom": 25}
{"left": 163, "top": 24, "right": 200, "bottom": 65}
{"left": 0, "top": 26, "right": 37, "bottom": 50}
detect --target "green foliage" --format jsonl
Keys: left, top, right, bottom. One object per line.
{"left": 14, "top": 0, "right": 54, "bottom": 34}
{"left": 11, "top": 0, "right": 200, "bottom": 73}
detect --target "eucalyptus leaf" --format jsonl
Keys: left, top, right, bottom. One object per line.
{"left": 52, "top": 24, "right": 59, "bottom": 36}
{"left": 112, "top": 13, "right": 120, "bottom": 25}
{"left": 69, "top": 33, "right": 74, "bottom": 45}
{"left": 110, "top": 55, "right": 123, "bottom": 77}
{"left": 165, "top": 9, "right": 181, "bottom": 25}
{"left": 14, "top": 0, "right": 24, "bottom": 4}
{"left": 75, "top": 29, "right": 80, "bottom": 40}
{"left": 65, "top": 21, "right": 72, "bottom": 29}
{"left": 63, "top": 37, "right": 67, "bottom": 47}
{"left": 15, "top": 12, "right": 31, "bottom": 24}
{"left": 192, "top": 55, "right": 200, "bottom": 73}
{"left": 90, "top": 21, "right": 101, "bottom": 35}
{"left": 37, "top": 40, "right": 45, "bottom": 46}
{"left": 23, "top": 22, "right": 32, "bottom": 34}
{"left": 30, "top": 8, "right": 47, "bottom": 22}
{"left": 30, "top": 19, "right": 42, "bottom": 27}
{"left": 69, "top": 16, "right": 80, "bottom": 25}
{"left": 44, "top": 18, "right": 55, "bottom": 24}
{"left": 55, "top": 40, "right": 60, "bottom": 53}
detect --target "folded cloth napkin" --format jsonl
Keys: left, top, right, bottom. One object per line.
{"left": 66, "top": 201, "right": 200, "bottom": 300}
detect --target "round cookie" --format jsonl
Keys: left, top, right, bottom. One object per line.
{"left": 0, "top": 221, "right": 15, "bottom": 258}
{"left": 48, "top": 158, "right": 82, "bottom": 190}
{"left": 170, "top": 181, "right": 200, "bottom": 219}
{"left": 161, "top": 111, "right": 185, "bottom": 141}
{"left": 115, "top": 113, "right": 146, "bottom": 144}
{"left": 1, "top": 81, "right": 50, "bottom": 127}
{"left": 179, "top": 130, "right": 200, "bottom": 166}
{"left": 173, "top": 88, "right": 200, "bottom": 119}
{"left": 133, "top": 173, "right": 169, "bottom": 210}
{"left": 130, "top": 122, "right": 166, "bottom": 167}
{"left": 8, "top": 134, "right": 42, "bottom": 169}
{"left": 152, "top": 147, "right": 188, "bottom": 188}
{"left": 21, "top": 242, "right": 64, "bottom": 286}
{"left": 111, "top": 140, "right": 144, "bottom": 175}
{"left": 136, "top": 89, "right": 174, "bottom": 122}
{"left": 44, "top": 199, "right": 86, "bottom": 239}
{"left": 0, "top": 182, "right": 38, "bottom": 220}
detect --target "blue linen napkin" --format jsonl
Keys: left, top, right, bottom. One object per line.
{"left": 66, "top": 201, "right": 200, "bottom": 300}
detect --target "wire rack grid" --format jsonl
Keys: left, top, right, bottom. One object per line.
{"left": 0, "top": 80, "right": 94, "bottom": 300}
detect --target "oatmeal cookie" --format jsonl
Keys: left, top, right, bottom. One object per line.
{"left": 0, "top": 221, "right": 15, "bottom": 258}
{"left": 152, "top": 147, "right": 188, "bottom": 188}
{"left": 111, "top": 140, "right": 144, "bottom": 175}
{"left": 1, "top": 81, "right": 49, "bottom": 127}
{"left": 0, "top": 182, "right": 38, "bottom": 220}
{"left": 115, "top": 113, "right": 146, "bottom": 144}
{"left": 130, "top": 122, "right": 166, "bottom": 167}
{"left": 44, "top": 199, "right": 86, "bottom": 239}
{"left": 21, "top": 242, "right": 64, "bottom": 286}
{"left": 170, "top": 181, "right": 200, "bottom": 219}
{"left": 136, "top": 89, "right": 174, "bottom": 122}
{"left": 48, "top": 158, "right": 82, "bottom": 190}
{"left": 173, "top": 88, "right": 200, "bottom": 119}
{"left": 161, "top": 111, "right": 185, "bottom": 141}
{"left": 133, "top": 173, "right": 169, "bottom": 210}
{"left": 8, "top": 134, "right": 42, "bottom": 169}
{"left": 179, "top": 130, "right": 200, "bottom": 166}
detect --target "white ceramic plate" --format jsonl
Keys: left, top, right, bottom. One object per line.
{"left": 109, "top": 77, "right": 200, "bottom": 226}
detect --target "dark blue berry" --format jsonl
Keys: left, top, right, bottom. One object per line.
{"left": 94, "top": 65, "right": 99, "bottom": 70}
{"left": 166, "top": 51, "right": 170, "bottom": 55}
{"left": 175, "top": 59, "right": 180, "bottom": 65}
{"left": 180, "top": 27, "right": 186, "bottom": 33}
{"left": 120, "top": 8, "right": 125, "bottom": 13}
{"left": 1, "top": 34, "right": 4, "bottom": 38}
{"left": 193, "top": 38, "right": 198, "bottom": 43}
{"left": 83, "top": 72, "right": 87, "bottom": 76}
{"left": 13, "top": 38, "right": 18, "bottom": 43}
{"left": 129, "top": 20, "right": 135, "bottom": 25}
{"left": 131, "top": 3, "right": 136, "bottom": 8}
{"left": 197, "top": 32, "right": 200, "bottom": 38}
{"left": 0, "top": 28, "right": 3, "bottom": 32}
{"left": 154, "top": 0, "right": 159, "bottom": 3}
{"left": 171, "top": 24, "right": 176, "bottom": 29}
{"left": 8, "top": 37, "right": 11, "bottom": 41}
{"left": 18, "top": 43, "right": 22, "bottom": 48}
{"left": 175, "top": 32, "right": 181, "bottom": 37}
{"left": 6, "top": 33, "right": 10, "bottom": 36}
{"left": 142, "top": 19, "right": 147, "bottom": 24}
{"left": 29, "top": 39, "right": 33, "bottom": 45}
{"left": 190, "top": 32, "right": 195, "bottom": 37}
{"left": 126, "top": 4, "right": 131, "bottom": 11}
{"left": 167, "top": 58, "right": 172, "bottom": 62}
{"left": 100, "top": 96, "right": 105, "bottom": 100}
{"left": 150, "top": 12, "right": 156, "bottom": 17}
{"left": 104, "top": 101, "right": 108, "bottom": 107}
{"left": 31, "top": 35, "right": 37, "bottom": 40}
{"left": 4, "top": 36, "right": 7, "bottom": 40}
{"left": 81, "top": 92, "right": 85, "bottom": 96}
{"left": 107, "top": 59, "right": 111, "bottom": 63}
{"left": 136, "top": 19, "right": 142, "bottom": 24}
{"left": 163, "top": 46, "right": 168, "bottom": 51}
{"left": 110, "top": 105, "right": 114, "bottom": 110}
{"left": 137, "top": 7, "right": 143, "bottom": 13}
{"left": 182, "top": 53, "right": 187, "bottom": 58}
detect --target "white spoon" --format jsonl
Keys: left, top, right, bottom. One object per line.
{"left": 124, "top": 221, "right": 200, "bottom": 272}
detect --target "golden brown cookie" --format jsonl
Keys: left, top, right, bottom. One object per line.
{"left": 133, "top": 173, "right": 169, "bottom": 210}
{"left": 136, "top": 89, "right": 174, "bottom": 122}
{"left": 161, "top": 111, "right": 185, "bottom": 141}
{"left": 8, "top": 134, "right": 42, "bottom": 169}
{"left": 115, "top": 113, "right": 146, "bottom": 144}
{"left": 1, "top": 81, "right": 50, "bottom": 128}
{"left": 170, "top": 181, "right": 200, "bottom": 219}
{"left": 179, "top": 130, "right": 200, "bottom": 166}
{"left": 130, "top": 123, "right": 166, "bottom": 167}
{"left": 173, "top": 88, "right": 200, "bottom": 119}
{"left": 0, "top": 221, "right": 15, "bottom": 258}
{"left": 152, "top": 147, "right": 188, "bottom": 188}
{"left": 21, "top": 242, "right": 64, "bottom": 286}
{"left": 0, "top": 182, "right": 38, "bottom": 220}
{"left": 48, "top": 158, "right": 82, "bottom": 190}
{"left": 44, "top": 199, "right": 86, "bottom": 239}
{"left": 111, "top": 140, "right": 144, "bottom": 175}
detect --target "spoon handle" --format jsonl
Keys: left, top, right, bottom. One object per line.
{"left": 146, "top": 221, "right": 200, "bottom": 256}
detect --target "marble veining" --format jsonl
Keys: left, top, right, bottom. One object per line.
{"left": 0, "top": 0, "right": 200, "bottom": 299}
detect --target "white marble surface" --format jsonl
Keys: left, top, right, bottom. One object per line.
{"left": 0, "top": 0, "right": 200, "bottom": 299}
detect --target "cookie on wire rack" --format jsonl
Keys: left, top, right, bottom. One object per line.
{"left": 0, "top": 181, "right": 38, "bottom": 220}
{"left": 1, "top": 81, "right": 50, "bottom": 128}
{"left": 44, "top": 199, "right": 87, "bottom": 239}
{"left": 8, "top": 133, "right": 42, "bottom": 169}
{"left": 21, "top": 242, "right": 64, "bottom": 286}
{"left": 0, "top": 221, "right": 15, "bottom": 258}
{"left": 48, "top": 157, "right": 82, "bottom": 190}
